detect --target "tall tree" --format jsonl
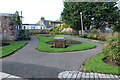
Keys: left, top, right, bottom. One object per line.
{"left": 12, "top": 11, "right": 22, "bottom": 27}
{"left": 61, "top": 2, "right": 119, "bottom": 30}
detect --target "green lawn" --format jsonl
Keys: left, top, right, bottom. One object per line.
{"left": 55, "top": 35, "right": 107, "bottom": 44}
{"left": 36, "top": 35, "right": 96, "bottom": 52}
{"left": 82, "top": 53, "right": 120, "bottom": 75}
{"left": 81, "top": 38, "right": 107, "bottom": 44}
{"left": 0, "top": 41, "right": 27, "bottom": 58}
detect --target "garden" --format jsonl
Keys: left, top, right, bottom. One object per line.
{"left": 48, "top": 2, "right": 120, "bottom": 75}
{"left": 81, "top": 32, "right": 120, "bottom": 75}
{"left": 36, "top": 34, "right": 96, "bottom": 52}
{"left": 0, "top": 41, "right": 27, "bottom": 58}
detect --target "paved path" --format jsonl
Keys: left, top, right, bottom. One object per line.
{"left": 1, "top": 36, "right": 106, "bottom": 78}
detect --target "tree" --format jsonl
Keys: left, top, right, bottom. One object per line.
{"left": 12, "top": 11, "right": 22, "bottom": 29}
{"left": 61, "top": 2, "right": 119, "bottom": 30}
{"left": 112, "top": 10, "right": 120, "bottom": 32}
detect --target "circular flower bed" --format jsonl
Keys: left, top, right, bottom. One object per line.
{"left": 46, "top": 39, "right": 81, "bottom": 44}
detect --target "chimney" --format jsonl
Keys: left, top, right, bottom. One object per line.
{"left": 41, "top": 17, "right": 45, "bottom": 21}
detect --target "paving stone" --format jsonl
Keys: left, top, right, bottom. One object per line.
{"left": 58, "top": 71, "right": 69, "bottom": 79}
{"left": 81, "top": 73, "right": 86, "bottom": 78}
{"left": 67, "top": 73, "right": 73, "bottom": 78}
{"left": 7, "top": 75, "right": 21, "bottom": 78}
{"left": 113, "top": 75, "right": 119, "bottom": 78}
{"left": 0, "top": 72, "right": 10, "bottom": 79}
{"left": 58, "top": 71, "right": 120, "bottom": 80}
{"left": 76, "top": 72, "right": 82, "bottom": 79}
{"left": 109, "top": 74, "right": 115, "bottom": 78}
{"left": 101, "top": 74, "right": 107, "bottom": 78}
{"left": 94, "top": 75, "right": 99, "bottom": 78}
{"left": 89, "top": 72, "right": 94, "bottom": 75}
{"left": 72, "top": 73, "right": 78, "bottom": 78}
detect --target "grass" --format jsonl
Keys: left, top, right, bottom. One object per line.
{"left": 82, "top": 53, "right": 120, "bottom": 75}
{"left": 36, "top": 35, "right": 96, "bottom": 52}
{"left": 81, "top": 38, "right": 107, "bottom": 44}
{"left": 55, "top": 35, "right": 107, "bottom": 44}
{"left": 0, "top": 41, "right": 27, "bottom": 58}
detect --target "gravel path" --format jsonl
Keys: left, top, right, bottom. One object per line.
{"left": 1, "top": 36, "right": 104, "bottom": 78}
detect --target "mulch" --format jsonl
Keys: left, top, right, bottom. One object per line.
{"left": 103, "top": 57, "right": 120, "bottom": 66}
{"left": 1, "top": 43, "right": 10, "bottom": 46}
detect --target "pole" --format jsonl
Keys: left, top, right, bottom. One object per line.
{"left": 80, "top": 12, "right": 83, "bottom": 35}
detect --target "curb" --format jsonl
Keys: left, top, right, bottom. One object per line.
{"left": 58, "top": 71, "right": 120, "bottom": 79}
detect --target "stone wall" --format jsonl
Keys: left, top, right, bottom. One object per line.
{"left": 0, "top": 16, "right": 19, "bottom": 41}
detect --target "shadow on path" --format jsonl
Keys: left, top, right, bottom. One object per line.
{"left": 2, "top": 61, "right": 65, "bottom": 78}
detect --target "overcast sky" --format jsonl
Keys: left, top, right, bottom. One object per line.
{"left": 0, "top": 0, "right": 64, "bottom": 24}
{"left": 0, "top": 0, "right": 119, "bottom": 24}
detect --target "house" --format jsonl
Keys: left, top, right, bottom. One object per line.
{"left": 23, "top": 17, "right": 62, "bottom": 30}
{"left": 39, "top": 17, "right": 62, "bottom": 29}
{"left": 100, "top": 21, "right": 113, "bottom": 32}
{"left": 22, "top": 24, "right": 44, "bottom": 30}
{"left": 0, "top": 13, "right": 20, "bottom": 41}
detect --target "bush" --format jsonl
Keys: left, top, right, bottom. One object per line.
{"left": 50, "top": 24, "right": 64, "bottom": 32}
{"left": 103, "top": 32, "right": 120, "bottom": 65}
{"left": 90, "top": 28, "right": 99, "bottom": 33}
{"left": 61, "top": 31, "right": 77, "bottom": 35}
{"left": 50, "top": 23, "right": 72, "bottom": 35}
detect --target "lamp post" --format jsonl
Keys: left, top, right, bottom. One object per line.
{"left": 80, "top": 12, "right": 83, "bottom": 35}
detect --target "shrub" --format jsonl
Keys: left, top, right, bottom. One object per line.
{"left": 50, "top": 23, "right": 72, "bottom": 35}
{"left": 61, "top": 31, "right": 77, "bottom": 35}
{"left": 103, "top": 32, "right": 120, "bottom": 65}
{"left": 50, "top": 24, "right": 64, "bottom": 32}
{"left": 90, "top": 28, "right": 99, "bottom": 33}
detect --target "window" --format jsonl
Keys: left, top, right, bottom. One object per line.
{"left": 24, "top": 26, "right": 26, "bottom": 29}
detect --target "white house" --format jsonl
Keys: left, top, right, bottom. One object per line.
{"left": 22, "top": 24, "right": 44, "bottom": 30}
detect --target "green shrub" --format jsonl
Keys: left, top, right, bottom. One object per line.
{"left": 60, "top": 31, "right": 77, "bottom": 35}
{"left": 103, "top": 32, "right": 120, "bottom": 65}
{"left": 50, "top": 24, "right": 64, "bottom": 32}
{"left": 90, "top": 28, "right": 99, "bottom": 33}
{"left": 50, "top": 23, "right": 71, "bottom": 35}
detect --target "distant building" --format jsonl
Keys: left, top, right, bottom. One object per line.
{"left": 100, "top": 21, "right": 113, "bottom": 32}
{"left": 0, "top": 13, "right": 20, "bottom": 41}
{"left": 22, "top": 24, "right": 44, "bottom": 30}
{"left": 39, "top": 17, "right": 62, "bottom": 29}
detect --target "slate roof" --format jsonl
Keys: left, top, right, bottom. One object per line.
{"left": 43, "top": 20, "right": 62, "bottom": 28}
{"left": 0, "top": 13, "right": 13, "bottom": 16}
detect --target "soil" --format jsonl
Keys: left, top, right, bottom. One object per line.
{"left": 40, "top": 34, "right": 55, "bottom": 37}
{"left": 42, "top": 35, "right": 52, "bottom": 37}
{"left": 0, "top": 43, "right": 10, "bottom": 46}
{"left": 103, "top": 57, "right": 120, "bottom": 66}
{"left": 46, "top": 39, "right": 81, "bottom": 44}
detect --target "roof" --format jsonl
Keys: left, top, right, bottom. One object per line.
{"left": 0, "top": 13, "right": 13, "bottom": 16}
{"left": 22, "top": 24, "right": 40, "bottom": 26}
{"left": 43, "top": 20, "right": 53, "bottom": 28}
{"left": 44, "top": 20, "right": 62, "bottom": 23}
{"left": 43, "top": 20, "right": 62, "bottom": 28}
